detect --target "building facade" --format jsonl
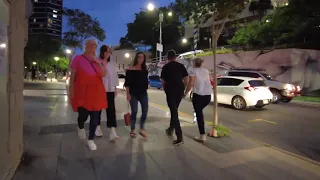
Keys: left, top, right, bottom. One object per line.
{"left": 0, "top": 0, "right": 32, "bottom": 180}
{"left": 184, "top": 0, "right": 289, "bottom": 49}
{"left": 29, "top": 0, "right": 62, "bottom": 38}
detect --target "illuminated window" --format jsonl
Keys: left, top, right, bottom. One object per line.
{"left": 53, "top": 10, "right": 58, "bottom": 13}
{"left": 33, "top": 19, "right": 36, "bottom": 22}
{"left": 53, "top": 14, "right": 57, "bottom": 18}
{"left": 34, "top": 0, "right": 38, "bottom": 2}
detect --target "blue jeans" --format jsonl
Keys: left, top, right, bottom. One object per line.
{"left": 129, "top": 93, "right": 148, "bottom": 130}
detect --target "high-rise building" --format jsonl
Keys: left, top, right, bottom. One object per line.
{"left": 29, "top": 0, "right": 63, "bottom": 38}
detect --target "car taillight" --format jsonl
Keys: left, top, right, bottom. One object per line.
{"left": 244, "top": 86, "right": 256, "bottom": 92}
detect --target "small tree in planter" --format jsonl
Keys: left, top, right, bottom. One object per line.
{"left": 175, "top": 0, "right": 248, "bottom": 137}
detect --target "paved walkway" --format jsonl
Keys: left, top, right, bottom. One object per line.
{"left": 13, "top": 89, "right": 320, "bottom": 180}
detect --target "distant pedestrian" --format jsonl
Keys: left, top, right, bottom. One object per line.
{"left": 124, "top": 52, "right": 149, "bottom": 139}
{"left": 31, "top": 67, "right": 36, "bottom": 81}
{"left": 68, "top": 39, "right": 107, "bottom": 150}
{"left": 96, "top": 45, "right": 120, "bottom": 141}
{"left": 185, "top": 58, "right": 212, "bottom": 143}
{"left": 161, "top": 50, "right": 189, "bottom": 145}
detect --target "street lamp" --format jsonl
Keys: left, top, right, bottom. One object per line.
{"left": 0, "top": 43, "right": 6, "bottom": 48}
{"left": 65, "top": 49, "right": 72, "bottom": 54}
{"left": 147, "top": 3, "right": 155, "bottom": 11}
{"left": 145, "top": 3, "right": 172, "bottom": 62}
{"left": 182, "top": 38, "right": 187, "bottom": 44}
{"left": 124, "top": 53, "right": 130, "bottom": 58}
{"left": 32, "top": 62, "right": 37, "bottom": 65}
{"left": 54, "top": 57, "right": 59, "bottom": 79}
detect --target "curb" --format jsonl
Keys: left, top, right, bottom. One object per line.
{"left": 291, "top": 100, "right": 320, "bottom": 107}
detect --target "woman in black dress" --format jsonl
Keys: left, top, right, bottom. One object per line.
{"left": 124, "top": 52, "right": 149, "bottom": 138}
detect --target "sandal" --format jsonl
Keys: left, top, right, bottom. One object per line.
{"left": 130, "top": 131, "right": 137, "bottom": 138}
{"left": 139, "top": 130, "right": 148, "bottom": 139}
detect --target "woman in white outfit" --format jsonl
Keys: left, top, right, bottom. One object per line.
{"left": 96, "top": 45, "right": 120, "bottom": 141}
{"left": 185, "top": 58, "right": 212, "bottom": 143}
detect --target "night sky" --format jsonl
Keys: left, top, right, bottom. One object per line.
{"left": 63, "top": 0, "right": 174, "bottom": 47}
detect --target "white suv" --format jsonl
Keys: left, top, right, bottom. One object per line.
{"left": 226, "top": 69, "right": 301, "bottom": 103}
{"left": 188, "top": 76, "right": 273, "bottom": 110}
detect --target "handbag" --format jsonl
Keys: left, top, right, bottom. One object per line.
{"left": 124, "top": 102, "right": 131, "bottom": 126}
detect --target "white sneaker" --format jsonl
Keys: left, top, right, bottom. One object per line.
{"left": 87, "top": 140, "right": 97, "bottom": 150}
{"left": 194, "top": 134, "right": 206, "bottom": 143}
{"left": 78, "top": 128, "right": 86, "bottom": 140}
{"left": 95, "top": 125, "right": 103, "bottom": 137}
{"left": 109, "top": 127, "right": 119, "bottom": 141}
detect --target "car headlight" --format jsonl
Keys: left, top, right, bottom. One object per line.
{"left": 283, "top": 84, "right": 294, "bottom": 91}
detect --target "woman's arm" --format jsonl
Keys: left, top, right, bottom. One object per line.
{"left": 124, "top": 70, "right": 131, "bottom": 101}
{"left": 185, "top": 76, "right": 195, "bottom": 96}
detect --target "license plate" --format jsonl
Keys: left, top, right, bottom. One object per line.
{"left": 263, "top": 100, "right": 269, "bottom": 104}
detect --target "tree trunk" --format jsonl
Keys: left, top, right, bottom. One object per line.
{"left": 210, "top": 12, "right": 227, "bottom": 136}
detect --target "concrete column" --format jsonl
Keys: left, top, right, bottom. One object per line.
{"left": 0, "top": 0, "right": 30, "bottom": 179}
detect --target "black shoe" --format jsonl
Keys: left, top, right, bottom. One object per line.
{"left": 173, "top": 139, "right": 184, "bottom": 146}
{"left": 166, "top": 128, "right": 173, "bottom": 136}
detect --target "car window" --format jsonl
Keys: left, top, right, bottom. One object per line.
{"left": 232, "top": 79, "right": 244, "bottom": 86}
{"left": 219, "top": 78, "right": 233, "bottom": 86}
{"left": 149, "top": 76, "right": 160, "bottom": 81}
{"left": 219, "top": 78, "right": 244, "bottom": 86}
{"left": 228, "top": 71, "right": 261, "bottom": 78}
{"left": 249, "top": 80, "right": 266, "bottom": 87}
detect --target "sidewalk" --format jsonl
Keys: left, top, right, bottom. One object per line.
{"left": 14, "top": 91, "right": 320, "bottom": 180}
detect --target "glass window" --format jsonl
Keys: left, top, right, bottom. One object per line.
{"left": 249, "top": 80, "right": 266, "bottom": 87}
{"left": 219, "top": 78, "right": 243, "bottom": 86}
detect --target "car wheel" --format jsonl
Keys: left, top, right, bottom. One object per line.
{"left": 189, "top": 91, "right": 193, "bottom": 100}
{"left": 232, "top": 96, "right": 247, "bottom": 110}
{"left": 271, "top": 89, "right": 281, "bottom": 104}
{"left": 282, "top": 98, "right": 292, "bottom": 103}
{"left": 255, "top": 105, "right": 265, "bottom": 108}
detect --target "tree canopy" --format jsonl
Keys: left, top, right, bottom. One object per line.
{"left": 63, "top": 8, "right": 106, "bottom": 49}
{"left": 174, "top": 0, "right": 249, "bottom": 46}
{"left": 24, "top": 33, "right": 61, "bottom": 68}
{"left": 229, "top": 0, "right": 320, "bottom": 48}
{"left": 125, "top": 6, "right": 184, "bottom": 54}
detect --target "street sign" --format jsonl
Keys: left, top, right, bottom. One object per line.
{"left": 156, "top": 43, "right": 163, "bottom": 52}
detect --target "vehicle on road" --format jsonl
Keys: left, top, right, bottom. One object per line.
{"left": 188, "top": 76, "right": 273, "bottom": 110}
{"left": 148, "top": 75, "right": 162, "bottom": 89}
{"left": 225, "top": 68, "right": 301, "bottom": 103}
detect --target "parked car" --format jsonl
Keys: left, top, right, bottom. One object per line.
{"left": 225, "top": 68, "right": 301, "bottom": 103}
{"left": 148, "top": 75, "right": 162, "bottom": 89}
{"left": 188, "top": 76, "right": 273, "bottom": 110}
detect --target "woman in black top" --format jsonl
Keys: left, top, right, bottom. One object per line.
{"left": 124, "top": 52, "right": 149, "bottom": 138}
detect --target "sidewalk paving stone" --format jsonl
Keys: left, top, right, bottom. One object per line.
{"left": 13, "top": 92, "right": 320, "bottom": 180}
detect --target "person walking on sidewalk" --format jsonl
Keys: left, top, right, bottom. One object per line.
{"left": 124, "top": 52, "right": 149, "bottom": 139}
{"left": 185, "top": 58, "right": 212, "bottom": 143}
{"left": 161, "top": 50, "right": 189, "bottom": 145}
{"left": 95, "top": 45, "right": 120, "bottom": 141}
{"left": 68, "top": 39, "right": 107, "bottom": 151}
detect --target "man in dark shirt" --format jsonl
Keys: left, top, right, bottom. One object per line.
{"left": 161, "top": 50, "right": 189, "bottom": 145}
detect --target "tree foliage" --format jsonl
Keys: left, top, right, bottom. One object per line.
{"left": 125, "top": 6, "right": 184, "bottom": 54}
{"left": 24, "top": 33, "right": 61, "bottom": 68}
{"left": 63, "top": 8, "right": 106, "bottom": 49}
{"left": 174, "top": 0, "right": 249, "bottom": 46}
{"left": 229, "top": 0, "right": 320, "bottom": 48}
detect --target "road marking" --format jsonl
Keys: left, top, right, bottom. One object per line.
{"left": 248, "top": 119, "right": 277, "bottom": 124}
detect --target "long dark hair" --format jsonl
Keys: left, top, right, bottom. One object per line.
{"left": 99, "top": 45, "right": 111, "bottom": 62}
{"left": 133, "top": 52, "right": 147, "bottom": 71}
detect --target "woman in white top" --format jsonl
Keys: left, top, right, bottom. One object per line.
{"left": 96, "top": 45, "right": 120, "bottom": 141}
{"left": 185, "top": 58, "right": 212, "bottom": 142}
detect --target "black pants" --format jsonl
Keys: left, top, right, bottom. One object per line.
{"left": 98, "top": 92, "right": 117, "bottom": 128}
{"left": 166, "top": 91, "right": 183, "bottom": 140}
{"left": 78, "top": 107, "right": 100, "bottom": 140}
{"left": 192, "top": 93, "right": 211, "bottom": 135}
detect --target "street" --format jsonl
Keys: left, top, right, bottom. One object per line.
{"left": 145, "top": 88, "right": 320, "bottom": 162}
{"left": 23, "top": 81, "right": 320, "bottom": 163}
